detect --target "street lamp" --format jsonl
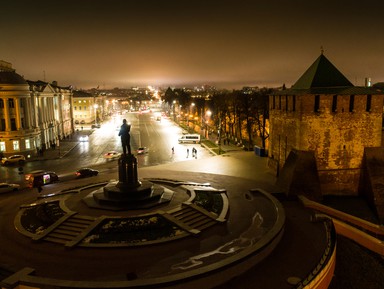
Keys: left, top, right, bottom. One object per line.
{"left": 93, "top": 104, "right": 98, "bottom": 124}
{"left": 205, "top": 110, "right": 212, "bottom": 139}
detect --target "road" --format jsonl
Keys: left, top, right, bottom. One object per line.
{"left": 0, "top": 110, "right": 213, "bottom": 186}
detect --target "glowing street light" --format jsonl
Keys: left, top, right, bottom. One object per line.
{"left": 93, "top": 103, "right": 98, "bottom": 124}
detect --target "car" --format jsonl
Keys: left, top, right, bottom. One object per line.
{"left": 25, "top": 171, "right": 59, "bottom": 186}
{"left": 0, "top": 183, "right": 20, "bottom": 194}
{"left": 91, "top": 123, "right": 101, "bottom": 129}
{"left": 79, "top": 135, "right": 89, "bottom": 142}
{"left": 75, "top": 168, "right": 99, "bottom": 178}
{"left": 137, "top": 147, "right": 148, "bottom": 155}
{"left": 1, "top": 154, "right": 26, "bottom": 165}
{"left": 103, "top": 151, "right": 121, "bottom": 159}
{"left": 80, "top": 120, "right": 85, "bottom": 124}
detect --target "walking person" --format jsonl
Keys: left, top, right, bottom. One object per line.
{"left": 187, "top": 148, "right": 189, "bottom": 158}
{"left": 172, "top": 147, "right": 174, "bottom": 154}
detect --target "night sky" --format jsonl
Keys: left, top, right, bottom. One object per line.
{"left": 1, "top": 0, "right": 384, "bottom": 89}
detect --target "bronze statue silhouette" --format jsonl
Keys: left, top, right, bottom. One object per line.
{"left": 118, "top": 119, "right": 132, "bottom": 155}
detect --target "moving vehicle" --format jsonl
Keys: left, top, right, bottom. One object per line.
{"left": 25, "top": 170, "right": 59, "bottom": 188}
{"left": 79, "top": 135, "right": 89, "bottom": 142}
{"left": 0, "top": 183, "right": 20, "bottom": 194}
{"left": 178, "top": 134, "right": 201, "bottom": 144}
{"left": 137, "top": 147, "right": 148, "bottom": 155}
{"left": 1, "top": 154, "right": 26, "bottom": 165}
{"left": 75, "top": 168, "right": 99, "bottom": 178}
{"left": 104, "top": 151, "right": 121, "bottom": 159}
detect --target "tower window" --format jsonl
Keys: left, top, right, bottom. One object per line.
{"left": 366, "top": 95, "right": 372, "bottom": 112}
{"left": 285, "top": 95, "right": 288, "bottom": 111}
{"left": 332, "top": 95, "right": 337, "bottom": 112}
{"left": 314, "top": 95, "right": 320, "bottom": 112}
{"left": 349, "top": 95, "right": 355, "bottom": 112}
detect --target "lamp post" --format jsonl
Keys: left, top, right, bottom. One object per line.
{"left": 93, "top": 103, "right": 98, "bottom": 125}
{"left": 205, "top": 110, "right": 212, "bottom": 139}
{"left": 189, "top": 103, "right": 195, "bottom": 132}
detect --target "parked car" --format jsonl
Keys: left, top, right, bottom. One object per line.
{"left": 91, "top": 123, "right": 101, "bottom": 129}
{"left": 75, "top": 168, "right": 99, "bottom": 178}
{"left": 0, "top": 183, "right": 20, "bottom": 194}
{"left": 103, "top": 151, "right": 121, "bottom": 159}
{"left": 25, "top": 170, "right": 59, "bottom": 187}
{"left": 137, "top": 147, "right": 148, "bottom": 155}
{"left": 1, "top": 155, "right": 26, "bottom": 165}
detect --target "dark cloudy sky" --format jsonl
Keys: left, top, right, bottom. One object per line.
{"left": 1, "top": 0, "right": 384, "bottom": 89}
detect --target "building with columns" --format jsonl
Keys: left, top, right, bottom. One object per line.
{"left": 0, "top": 60, "right": 73, "bottom": 157}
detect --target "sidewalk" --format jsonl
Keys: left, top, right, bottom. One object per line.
{"left": 31, "top": 130, "right": 92, "bottom": 162}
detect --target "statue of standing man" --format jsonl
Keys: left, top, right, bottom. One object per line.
{"left": 118, "top": 119, "right": 132, "bottom": 155}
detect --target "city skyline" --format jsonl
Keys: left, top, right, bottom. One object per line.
{"left": 1, "top": 0, "right": 384, "bottom": 89}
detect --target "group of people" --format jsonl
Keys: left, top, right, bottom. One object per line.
{"left": 186, "top": 147, "right": 198, "bottom": 158}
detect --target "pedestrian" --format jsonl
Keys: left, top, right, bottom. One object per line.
{"left": 172, "top": 147, "right": 174, "bottom": 154}
{"left": 194, "top": 148, "right": 197, "bottom": 159}
{"left": 187, "top": 148, "right": 189, "bottom": 158}
{"left": 192, "top": 147, "right": 195, "bottom": 157}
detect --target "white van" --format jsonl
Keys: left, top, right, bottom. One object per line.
{"left": 178, "top": 134, "right": 201, "bottom": 144}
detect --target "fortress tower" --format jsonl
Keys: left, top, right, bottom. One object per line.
{"left": 268, "top": 53, "right": 384, "bottom": 197}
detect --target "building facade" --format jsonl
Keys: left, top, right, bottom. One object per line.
{"left": 0, "top": 61, "right": 73, "bottom": 157}
{"left": 269, "top": 53, "right": 384, "bottom": 195}
{"left": 72, "top": 90, "right": 104, "bottom": 125}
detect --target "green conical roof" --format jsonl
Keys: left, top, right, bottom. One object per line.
{"left": 292, "top": 54, "right": 353, "bottom": 89}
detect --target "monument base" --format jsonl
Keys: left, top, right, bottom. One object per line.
{"left": 83, "top": 180, "right": 173, "bottom": 211}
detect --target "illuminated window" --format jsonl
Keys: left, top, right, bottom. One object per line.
{"left": 25, "top": 139, "right": 31, "bottom": 149}
{"left": 13, "top": 140, "right": 19, "bottom": 151}
{"left": 0, "top": 141, "right": 5, "bottom": 152}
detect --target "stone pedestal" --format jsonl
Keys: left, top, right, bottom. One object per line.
{"left": 83, "top": 154, "right": 173, "bottom": 210}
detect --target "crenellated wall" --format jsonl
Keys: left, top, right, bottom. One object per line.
{"left": 269, "top": 92, "right": 383, "bottom": 196}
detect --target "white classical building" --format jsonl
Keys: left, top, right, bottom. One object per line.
{"left": 0, "top": 60, "right": 73, "bottom": 157}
